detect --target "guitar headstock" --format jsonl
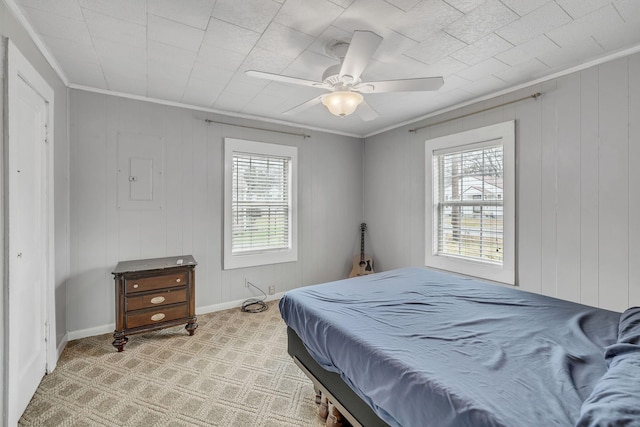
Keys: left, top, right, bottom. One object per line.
{"left": 360, "top": 222, "right": 367, "bottom": 232}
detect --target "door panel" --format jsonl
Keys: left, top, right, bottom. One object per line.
{"left": 9, "top": 75, "right": 48, "bottom": 420}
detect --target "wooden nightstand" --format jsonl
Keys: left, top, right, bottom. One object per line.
{"left": 112, "top": 255, "right": 197, "bottom": 352}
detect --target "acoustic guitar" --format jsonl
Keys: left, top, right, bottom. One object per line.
{"left": 349, "top": 223, "right": 374, "bottom": 278}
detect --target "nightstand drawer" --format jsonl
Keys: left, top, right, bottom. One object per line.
{"left": 126, "top": 288, "right": 187, "bottom": 311}
{"left": 126, "top": 304, "right": 188, "bottom": 329}
{"left": 125, "top": 272, "right": 187, "bottom": 294}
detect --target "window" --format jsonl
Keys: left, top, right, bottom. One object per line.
{"left": 425, "top": 121, "right": 515, "bottom": 284}
{"left": 224, "top": 138, "right": 297, "bottom": 269}
{"left": 436, "top": 145, "right": 504, "bottom": 261}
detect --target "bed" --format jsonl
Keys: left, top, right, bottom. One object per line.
{"left": 279, "top": 267, "right": 640, "bottom": 427}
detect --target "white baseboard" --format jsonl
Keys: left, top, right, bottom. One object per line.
{"left": 196, "top": 291, "right": 286, "bottom": 315}
{"left": 68, "top": 323, "right": 115, "bottom": 341}
{"left": 56, "top": 332, "right": 68, "bottom": 359}
{"left": 66, "top": 292, "right": 286, "bottom": 341}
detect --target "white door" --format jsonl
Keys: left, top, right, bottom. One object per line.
{"left": 6, "top": 41, "right": 56, "bottom": 426}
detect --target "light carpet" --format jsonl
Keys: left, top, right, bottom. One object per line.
{"left": 19, "top": 300, "right": 326, "bottom": 426}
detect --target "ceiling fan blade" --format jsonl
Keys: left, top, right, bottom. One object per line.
{"left": 354, "top": 77, "right": 444, "bottom": 93}
{"left": 245, "top": 70, "right": 329, "bottom": 89}
{"left": 282, "top": 96, "right": 324, "bottom": 115}
{"left": 356, "top": 100, "right": 379, "bottom": 121}
{"left": 339, "top": 31, "right": 383, "bottom": 83}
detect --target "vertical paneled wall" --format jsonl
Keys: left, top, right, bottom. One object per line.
{"left": 364, "top": 53, "right": 640, "bottom": 313}
{"left": 69, "top": 90, "right": 363, "bottom": 334}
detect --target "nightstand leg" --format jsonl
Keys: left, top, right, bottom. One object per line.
{"left": 112, "top": 331, "right": 128, "bottom": 352}
{"left": 185, "top": 317, "right": 198, "bottom": 336}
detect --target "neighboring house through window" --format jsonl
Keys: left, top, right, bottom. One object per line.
{"left": 224, "top": 138, "right": 297, "bottom": 269}
{"left": 425, "top": 121, "right": 515, "bottom": 284}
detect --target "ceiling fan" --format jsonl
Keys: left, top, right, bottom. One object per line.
{"left": 246, "top": 30, "right": 444, "bottom": 121}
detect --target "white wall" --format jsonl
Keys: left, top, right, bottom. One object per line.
{"left": 68, "top": 90, "right": 363, "bottom": 334}
{"left": 1, "top": 1, "right": 71, "bottom": 423}
{"left": 364, "top": 53, "right": 640, "bottom": 313}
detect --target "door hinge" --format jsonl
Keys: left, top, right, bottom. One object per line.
{"left": 44, "top": 123, "right": 49, "bottom": 144}
{"left": 44, "top": 321, "right": 49, "bottom": 342}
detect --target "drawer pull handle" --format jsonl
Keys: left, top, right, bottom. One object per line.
{"left": 176, "top": 278, "right": 181, "bottom": 283}
{"left": 151, "top": 313, "right": 165, "bottom": 322}
{"left": 150, "top": 296, "right": 165, "bottom": 304}
{"left": 133, "top": 284, "right": 139, "bottom": 289}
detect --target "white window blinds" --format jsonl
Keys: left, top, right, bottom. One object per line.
{"left": 232, "top": 152, "right": 291, "bottom": 254}
{"left": 433, "top": 145, "right": 504, "bottom": 265}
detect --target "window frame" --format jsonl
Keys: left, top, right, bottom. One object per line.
{"left": 425, "top": 121, "right": 515, "bottom": 285}
{"left": 224, "top": 138, "right": 298, "bottom": 270}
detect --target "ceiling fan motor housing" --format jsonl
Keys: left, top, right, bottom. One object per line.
{"left": 322, "top": 64, "right": 346, "bottom": 86}
{"left": 323, "top": 40, "right": 358, "bottom": 87}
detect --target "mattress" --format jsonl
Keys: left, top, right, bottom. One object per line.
{"left": 279, "top": 268, "right": 621, "bottom": 427}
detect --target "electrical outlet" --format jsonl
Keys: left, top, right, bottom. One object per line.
{"left": 268, "top": 285, "right": 275, "bottom": 295}
{"left": 244, "top": 278, "right": 249, "bottom": 288}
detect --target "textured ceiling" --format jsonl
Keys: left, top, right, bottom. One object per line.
{"left": 10, "top": 0, "right": 640, "bottom": 136}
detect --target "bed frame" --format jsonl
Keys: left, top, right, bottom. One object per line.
{"left": 287, "top": 327, "right": 390, "bottom": 427}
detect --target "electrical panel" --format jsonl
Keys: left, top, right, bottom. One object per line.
{"left": 116, "top": 131, "right": 164, "bottom": 210}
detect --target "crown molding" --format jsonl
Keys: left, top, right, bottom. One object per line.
{"left": 364, "top": 42, "right": 640, "bottom": 138}
{"left": 68, "top": 83, "right": 363, "bottom": 139}
{"left": 3, "top": 0, "right": 69, "bottom": 86}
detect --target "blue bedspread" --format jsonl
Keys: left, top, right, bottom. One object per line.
{"left": 279, "top": 268, "right": 621, "bottom": 427}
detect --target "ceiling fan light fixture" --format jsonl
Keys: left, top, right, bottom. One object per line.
{"left": 322, "top": 91, "right": 363, "bottom": 117}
